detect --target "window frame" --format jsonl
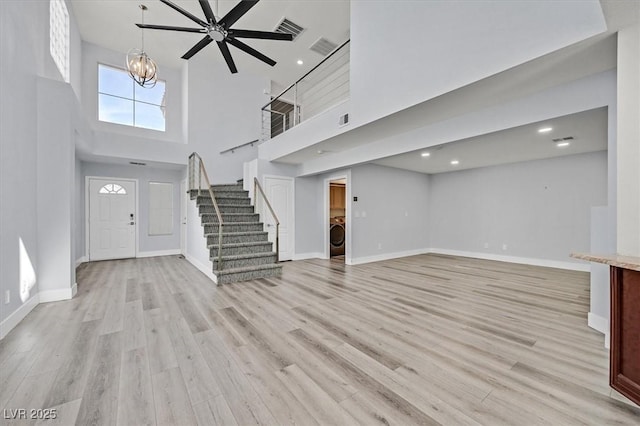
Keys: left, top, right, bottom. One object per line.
{"left": 97, "top": 63, "right": 167, "bottom": 132}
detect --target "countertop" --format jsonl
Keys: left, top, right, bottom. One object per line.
{"left": 571, "top": 253, "right": 640, "bottom": 272}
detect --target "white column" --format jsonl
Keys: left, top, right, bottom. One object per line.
{"left": 616, "top": 22, "right": 640, "bottom": 256}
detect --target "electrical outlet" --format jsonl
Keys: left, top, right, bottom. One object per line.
{"left": 502, "top": 243, "right": 508, "bottom": 251}
{"left": 4, "top": 290, "right": 9, "bottom": 304}
{"left": 405, "top": 211, "right": 409, "bottom": 217}
{"left": 484, "top": 242, "right": 489, "bottom": 249}
{"left": 378, "top": 243, "right": 382, "bottom": 250}
{"left": 362, "top": 211, "right": 367, "bottom": 218}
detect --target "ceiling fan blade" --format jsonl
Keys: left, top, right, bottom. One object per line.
{"left": 217, "top": 41, "right": 238, "bottom": 73}
{"left": 227, "top": 29, "right": 293, "bottom": 41}
{"left": 182, "top": 36, "right": 213, "bottom": 60}
{"left": 219, "top": 0, "right": 259, "bottom": 28}
{"left": 159, "top": 0, "right": 208, "bottom": 27}
{"left": 136, "top": 24, "right": 205, "bottom": 33}
{"left": 227, "top": 38, "right": 276, "bottom": 66}
{"left": 199, "top": 0, "right": 217, "bottom": 24}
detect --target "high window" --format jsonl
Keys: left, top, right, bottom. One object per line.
{"left": 98, "top": 64, "right": 166, "bottom": 131}
{"left": 50, "top": 0, "right": 69, "bottom": 82}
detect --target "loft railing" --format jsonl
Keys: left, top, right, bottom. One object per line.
{"left": 261, "top": 39, "right": 350, "bottom": 139}
{"left": 188, "top": 152, "right": 224, "bottom": 270}
{"left": 253, "top": 178, "right": 280, "bottom": 262}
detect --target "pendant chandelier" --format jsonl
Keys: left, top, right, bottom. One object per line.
{"left": 126, "top": 4, "right": 157, "bottom": 88}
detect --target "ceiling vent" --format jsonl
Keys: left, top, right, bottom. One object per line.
{"left": 274, "top": 18, "right": 304, "bottom": 41}
{"left": 551, "top": 136, "right": 575, "bottom": 142}
{"left": 129, "top": 161, "right": 147, "bottom": 166}
{"left": 309, "top": 37, "right": 338, "bottom": 56}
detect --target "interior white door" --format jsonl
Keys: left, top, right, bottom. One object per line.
{"left": 180, "top": 179, "right": 187, "bottom": 255}
{"left": 263, "top": 176, "right": 294, "bottom": 261}
{"left": 89, "top": 178, "right": 136, "bottom": 261}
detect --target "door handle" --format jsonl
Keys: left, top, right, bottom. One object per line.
{"left": 130, "top": 222, "right": 135, "bottom": 225}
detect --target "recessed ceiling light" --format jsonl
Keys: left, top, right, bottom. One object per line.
{"left": 538, "top": 127, "right": 553, "bottom": 133}
{"left": 421, "top": 152, "right": 430, "bottom": 157}
{"left": 450, "top": 160, "right": 459, "bottom": 165}
{"left": 297, "top": 59, "right": 304, "bottom": 65}
{"left": 317, "top": 149, "right": 324, "bottom": 154}
{"left": 556, "top": 142, "right": 570, "bottom": 148}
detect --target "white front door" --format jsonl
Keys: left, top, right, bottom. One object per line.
{"left": 263, "top": 175, "right": 294, "bottom": 261}
{"left": 89, "top": 178, "right": 136, "bottom": 261}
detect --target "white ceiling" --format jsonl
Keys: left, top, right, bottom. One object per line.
{"left": 70, "top": 0, "right": 350, "bottom": 86}
{"left": 373, "top": 107, "right": 608, "bottom": 174}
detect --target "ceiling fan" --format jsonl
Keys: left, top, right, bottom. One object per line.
{"left": 137, "top": 0, "right": 293, "bottom": 73}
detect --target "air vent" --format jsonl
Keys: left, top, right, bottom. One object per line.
{"left": 339, "top": 113, "right": 349, "bottom": 126}
{"left": 129, "top": 161, "right": 147, "bottom": 166}
{"left": 274, "top": 18, "right": 304, "bottom": 41}
{"left": 551, "top": 136, "right": 575, "bottom": 142}
{"left": 309, "top": 37, "right": 338, "bottom": 56}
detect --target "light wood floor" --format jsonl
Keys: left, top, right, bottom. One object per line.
{"left": 1, "top": 254, "right": 639, "bottom": 425}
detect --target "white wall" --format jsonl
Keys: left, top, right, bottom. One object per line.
{"left": 1, "top": 0, "right": 83, "bottom": 330}
{"left": 37, "top": 78, "right": 76, "bottom": 301}
{"left": 74, "top": 154, "right": 85, "bottom": 264}
{"left": 186, "top": 56, "right": 269, "bottom": 183}
{"left": 350, "top": 164, "right": 430, "bottom": 262}
{"left": 616, "top": 23, "right": 640, "bottom": 256}
{"left": 82, "top": 162, "right": 183, "bottom": 255}
{"left": 349, "top": 0, "right": 606, "bottom": 128}
{"left": 429, "top": 152, "right": 607, "bottom": 267}
{"left": 294, "top": 175, "right": 324, "bottom": 257}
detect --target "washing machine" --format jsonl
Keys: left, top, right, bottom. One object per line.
{"left": 330, "top": 222, "right": 345, "bottom": 256}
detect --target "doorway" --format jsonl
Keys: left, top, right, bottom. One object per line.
{"left": 87, "top": 177, "right": 137, "bottom": 261}
{"left": 328, "top": 178, "right": 347, "bottom": 262}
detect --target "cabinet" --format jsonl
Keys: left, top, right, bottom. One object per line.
{"left": 610, "top": 266, "right": 640, "bottom": 406}
{"left": 330, "top": 185, "right": 345, "bottom": 209}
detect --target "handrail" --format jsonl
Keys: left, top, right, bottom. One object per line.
{"left": 261, "top": 39, "right": 350, "bottom": 111}
{"left": 188, "top": 152, "right": 224, "bottom": 270}
{"left": 220, "top": 139, "right": 259, "bottom": 155}
{"left": 253, "top": 177, "right": 280, "bottom": 262}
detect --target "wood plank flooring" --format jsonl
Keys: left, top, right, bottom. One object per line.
{"left": 1, "top": 254, "right": 639, "bottom": 425}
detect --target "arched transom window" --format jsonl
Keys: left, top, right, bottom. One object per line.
{"left": 99, "top": 183, "right": 127, "bottom": 195}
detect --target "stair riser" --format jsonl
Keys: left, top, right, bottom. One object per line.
{"left": 201, "top": 214, "right": 259, "bottom": 223}
{"left": 204, "top": 223, "right": 264, "bottom": 233}
{"left": 199, "top": 205, "right": 255, "bottom": 214}
{"left": 212, "top": 255, "right": 277, "bottom": 270}
{"left": 207, "top": 233, "right": 268, "bottom": 245}
{"left": 211, "top": 185, "right": 246, "bottom": 192}
{"left": 198, "top": 197, "right": 252, "bottom": 206}
{"left": 213, "top": 189, "right": 250, "bottom": 198}
{"left": 217, "top": 267, "right": 282, "bottom": 284}
{"left": 210, "top": 243, "right": 273, "bottom": 257}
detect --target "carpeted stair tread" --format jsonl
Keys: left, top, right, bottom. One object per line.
{"left": 207, "top": 241, "right": 272, "bottom": 249}
{"left": 205, "top": 231, "right": 266, "bottom": 237}
{"left": 211, "top": 252, "right": 277, "bottom": 261}
{"left": 214, "top": 263, "right": 282, "bottom": 276}
{"left": 201, "top": 221, "right": 262, "bottom": 226}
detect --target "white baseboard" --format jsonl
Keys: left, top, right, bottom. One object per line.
{"left": 39, "top": 286, "right": 75, "bottom": 303}
{"left": 71, "top": 282, "right": 78, "bottom": 298}
{"left": 75, "top": 256, "right": 88, "bottom": 267}
{"left": 427, "top": 248, "right": 590, "bottom": 272}
{"left": 588, "top": 312, "right": 610, "bottom": 348}
{"left": 137, "top": 249, "right": 181, "bottom": 258}
{"left": 185, "top": 254, "right": 217, "bottom": 284}
{"left": 0, "top": 294, "right": 39, "bottom": 340}
{"left": 348, "top": 248, "right": 431, "bottom": 266}
{"left": 293, "top": 252, "right": 324, "bottom": 261}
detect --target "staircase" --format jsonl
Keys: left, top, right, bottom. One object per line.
{"left": 190, "top": 183, "right": 282, "bottom": 284}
